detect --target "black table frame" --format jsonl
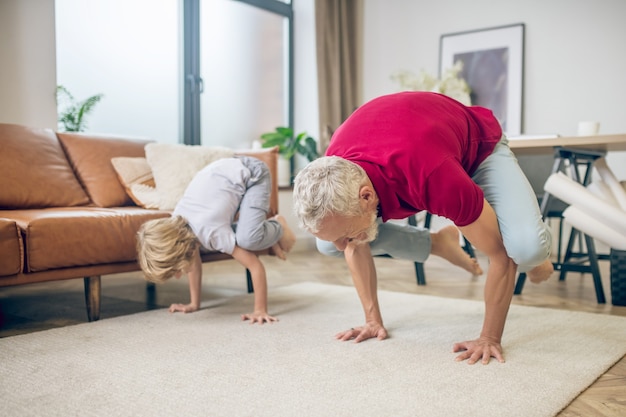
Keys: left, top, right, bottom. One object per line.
{"left": 513, "top": 147, "right": 608, "bottom": 303}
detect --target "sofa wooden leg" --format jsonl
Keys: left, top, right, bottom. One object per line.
{"left": 84, "top": 276, "right": 101, "bottom": 322}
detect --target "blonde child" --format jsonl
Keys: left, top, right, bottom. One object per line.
{"left": 137, "top": 156, "right": 295, "bottom": 323}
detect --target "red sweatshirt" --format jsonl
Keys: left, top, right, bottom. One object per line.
{"left": 326, "top": 91, "right": 503, "bottom": 226}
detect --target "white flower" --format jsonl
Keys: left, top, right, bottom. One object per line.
{"left": 390, "top": 61, "right": 471, "bottom": 106}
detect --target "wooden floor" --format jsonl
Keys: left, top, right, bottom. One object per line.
{"left": 1, "top": 249, "right": 625, "bottom": 416}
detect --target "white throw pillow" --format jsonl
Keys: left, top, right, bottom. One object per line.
{"left": 144, "top": 143, "right": 234, "bottom": 210}
{"left": 110, "top": 156, "right": 159, "bottom": 209}
{"left": 129, "top": 182, "right": 161, "bottom": 209}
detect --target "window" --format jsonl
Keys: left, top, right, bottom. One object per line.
{"left": 196, "top": 0, "right": 292, "bottom": 148}
{"left": 56, "top": 0, "right": 293, "bottom": 148}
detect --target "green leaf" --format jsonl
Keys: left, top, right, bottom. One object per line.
{"left": 276, "top": 126, "right": 293, "bottom": 137}
{"left": 260, "top": 132, "right": 285, "bottom": 141}
{"left": 261, "top": 136, "right": 288, "bottom": 147}
{"left": 259, "top": 126, "right": 319, "bottom": 160}
{"left": 55, "top": 86, "right": 103, "bottom": 132}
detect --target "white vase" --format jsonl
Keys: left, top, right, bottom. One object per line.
{"left": 278, "top": 157, "right": 291, "bottom": 187}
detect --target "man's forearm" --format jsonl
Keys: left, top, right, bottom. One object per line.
{"left": 481, "top": 258, "right": 516, "bottom": 342}
{"left": 344, "top": 243, "right": 383, "bottom": 324}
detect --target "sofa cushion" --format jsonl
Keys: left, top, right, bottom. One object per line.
{"left": 57, "top": 132, "right": 152, "bottom": 208}
{"left": 0, "top": 123, "right": 90, "bottom": 209}
{"left": 9, "top": 207, "right": 170, "bottom": 272}
{"left": 144, "top": 143, "right": 235, "bottom": 210}
{"left": 0, "top": 218, "right": 23, "bottom": 276}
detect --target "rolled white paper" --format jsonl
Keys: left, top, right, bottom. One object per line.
{"left": 587, "top": 180, "right": 619, "bottom": 206}
{"left": 594, "top": 157, "right": 626, "bottom": 211}
{"left": 544, "top": 172, "right": 626, "bottom": 236}
{"left": 563, "top": 206, "right": 626, "bottom": 250}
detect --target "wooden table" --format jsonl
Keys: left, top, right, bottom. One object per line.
{"left": 508, "top": 133, "right": 626, "bottom": 302}
{"left": 508, "top": 133, "right": 626, "bottom": 155}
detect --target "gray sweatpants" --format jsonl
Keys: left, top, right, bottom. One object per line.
{"left": 316, "top": 135, "right": 552, "bottom": 272}
{"left": 234, "top": 157, "right": 283, "bottom": 251}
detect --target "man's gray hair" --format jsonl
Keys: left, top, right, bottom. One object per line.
{"left": 292, "top": 156, "right": 368, "bottom": 233}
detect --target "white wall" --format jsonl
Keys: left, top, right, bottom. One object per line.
{"left": 0, "top": 0, "right": 57, "bottom": 129}
{"left": 362, "top": 0, "right": 626, "bottom": 179}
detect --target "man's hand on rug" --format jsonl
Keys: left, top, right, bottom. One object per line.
{"left": 241, "top": 311, "right": 278, "bottom": 324}
{"left": 169, "top": 303, "right": 199, "bottom": 314}
{"left": 452, "top": 337, "right": 505, "bottom": 364}
{"left": 335, "top": 322, "right": 388, "bottom": 343}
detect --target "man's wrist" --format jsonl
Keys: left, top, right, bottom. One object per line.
{"left": 479, "top": 333, "right": 501, "bottom": 343}
{"left": 365, "top": 318, "right": 384, "bottom": 327}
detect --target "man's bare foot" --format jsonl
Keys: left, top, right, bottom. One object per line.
{"left": 431, "top": 225, "right": 483, "bottom": 275}
{"left": 527, "top": 259, "right": 554, "bottom": 283}
{"left": 274, "top": 214, "right": 296, "bottom": 254}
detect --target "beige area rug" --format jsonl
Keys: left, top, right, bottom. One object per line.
{"left": 1, "top": 282, "right": 625, "bottom": 417}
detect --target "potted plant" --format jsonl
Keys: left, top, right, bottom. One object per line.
{"left": 56, "top": 85, "right": 104, "bottom": 132}
{"left": 260, "top": 126, "right": 319, "bottom": 186}
{"left": 260, "top": 126, "right": 319, "bottom": 162}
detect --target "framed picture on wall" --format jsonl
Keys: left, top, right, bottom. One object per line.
{"left": 439, "top": 23, "right": 525, "bottom": 135}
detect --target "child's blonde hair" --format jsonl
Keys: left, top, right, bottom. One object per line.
{"left": 136, "top": 216, "right": 198, "bottom": 283}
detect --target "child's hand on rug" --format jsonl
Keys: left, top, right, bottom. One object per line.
{"left": 169, "top": 303, "right": 199, "bottom": 314}
{"left": 452, "top": 337, "right": 505, "bottom": 364}
{"left": 241, "top": 311, "right": 278, "bottom": 324}
{"left": 335, "top": 322, "right": 388, "bottom": 343}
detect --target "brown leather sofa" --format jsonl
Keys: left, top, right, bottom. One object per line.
{"left": 0, "top": 123, "right": 279, "bottom": 321}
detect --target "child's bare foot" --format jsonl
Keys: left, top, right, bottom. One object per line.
{"left": 274, "top": 214, "right": 296, "bottom": 253}
{"left": 270, "top": 243, "right": 287, "bottom": 260}
{"left": 431, "top": 225, "right": 483, "bottom": 275}
{"left": 527, "top": 259, "right": 554, "bottom": 283}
